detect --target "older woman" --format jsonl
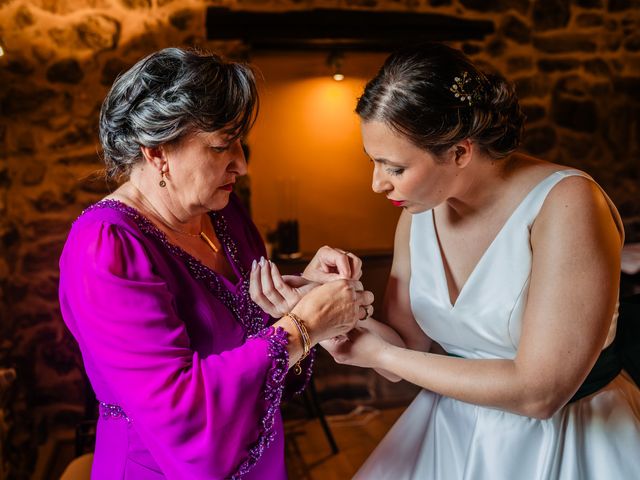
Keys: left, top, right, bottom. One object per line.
{"left": 58, "top": 48, "right": 373, "bottom": 479}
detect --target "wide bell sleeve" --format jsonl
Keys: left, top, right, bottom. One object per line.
{"left": 59, "top": 219, "right": 289, "bottom": 479}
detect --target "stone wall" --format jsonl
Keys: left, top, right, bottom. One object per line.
{"left": 1, "top": 0, "right": 639, "bottom": 477}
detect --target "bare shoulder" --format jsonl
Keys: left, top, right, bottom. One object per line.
{"left": 540, "top": 173, "right": 614, "bottom": 221}
{"left": 509, "top": 155, "right": 611, "bottom": 220}
{"left": 533, "top": 171, "right": 623, "bottom": 249}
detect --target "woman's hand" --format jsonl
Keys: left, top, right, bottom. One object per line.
{"left": 249, "top": 257, "right": 318, "bottom": 317}
{"left": 302, "top": 246, "right": 363, "bottom": 283}
{"left": 291, "top": 280, "right": 374, "bottom": 344}
{"left": 320, "top": 327, "right": 389, "bottom": 369}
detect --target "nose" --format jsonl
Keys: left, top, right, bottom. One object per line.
{"left": 371, "top": 164, "right": 390, "bottom": 194}
{"left": 230, "top": 140, "right": 248, "bottom": 176}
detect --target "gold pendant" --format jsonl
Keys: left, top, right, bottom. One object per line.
{"left": 199, "top": 231, "right": 219, "bottom": 253}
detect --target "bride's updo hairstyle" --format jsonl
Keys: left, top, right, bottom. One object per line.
{"left": 356, "top": 43, "right": 525, "bottom": 160}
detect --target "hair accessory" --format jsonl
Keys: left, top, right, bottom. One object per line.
{"left": 450, "top": 71, "right": 477, "bottom": 106}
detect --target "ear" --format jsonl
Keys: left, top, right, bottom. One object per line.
{"left": 140, "top": 145, "right": 168, "bottom": 173}
{"left": 452, "top": 139, "right": 473, "bottom": 168}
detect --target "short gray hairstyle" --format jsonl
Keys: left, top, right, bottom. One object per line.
{"left": 99, "top": 47, "right": 258, "bottom": 179}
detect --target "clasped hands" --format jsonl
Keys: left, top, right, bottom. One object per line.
{"left": 249, "top": 246, "right": 387, "bottom": 369}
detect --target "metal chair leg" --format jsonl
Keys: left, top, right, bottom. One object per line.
{"left": 305, "top": 376, "right": 339, "bottom": 454}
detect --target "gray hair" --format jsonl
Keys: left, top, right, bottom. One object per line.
{"left": 99, "top": 47, "right": 258, "bottom": 179}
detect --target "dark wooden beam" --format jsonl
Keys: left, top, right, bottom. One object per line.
{"left": 206, "top": 8, "right": 495, "bottom": 51}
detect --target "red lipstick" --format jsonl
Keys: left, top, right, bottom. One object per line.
{"left": 389, "top": 199, "right": 405, "bottom": 207}
{"left": 220, "top": 183, "right": 234, "bottom": 191}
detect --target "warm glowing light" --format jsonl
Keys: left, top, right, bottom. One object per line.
{"left": 0, "top": 46, "right": 4, "bottom": 57}
{"left": 248, "top": 51, "right": 396, "bottom": 253}
{"left": 333, "top": 73, "right": 344, "bottom": 81}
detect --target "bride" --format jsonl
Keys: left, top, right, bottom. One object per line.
{"left": 253, "top": 43, "right": 640, "bottom": 479}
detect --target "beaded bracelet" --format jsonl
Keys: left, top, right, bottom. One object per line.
{"left": 284, "top": 312, "right": 311, "bottom": 374}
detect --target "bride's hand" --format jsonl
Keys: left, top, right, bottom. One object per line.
{"left": 320, "top": 327, "right": 389, "bottom": 369}
{"left": 302, "top": 246, "right": 363, "bottom": 283}
{"left": 249, "top": 257, "right": 318, "bottom": 317}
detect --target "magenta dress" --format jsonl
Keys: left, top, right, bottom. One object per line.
{"left": 59, "top": 195, "right": 312, "bottom": 479}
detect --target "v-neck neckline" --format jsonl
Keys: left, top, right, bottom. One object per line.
{"left": 81, "top": 199, "right": 270, "bottom": 337}
{"left": 94, "top": 199, "right": 244, "bottom": 291}
{"left": 430, "top": 170, "right": 565, "bottom": 310}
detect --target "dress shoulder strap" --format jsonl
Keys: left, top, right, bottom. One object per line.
{"left": 521, "top": 169, "right": 624, "bottom": 243}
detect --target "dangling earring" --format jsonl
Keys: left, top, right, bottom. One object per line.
{"left": 159, "top": 165, "right": 168, "bottom": 187}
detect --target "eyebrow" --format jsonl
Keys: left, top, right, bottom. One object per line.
{"left": 363, "top": 148, "right": 405, "bottom": 167}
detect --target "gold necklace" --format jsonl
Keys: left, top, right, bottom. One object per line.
{"left": 130, "top": 184, "right": 220, "bottom": 254}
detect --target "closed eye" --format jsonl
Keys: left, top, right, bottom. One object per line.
{"left": 210, "top": 145, "right": 230, "bottom": 153}
{"left": 370, "top": 157, "right": 406, "bottom": 176}
{"left": 386, "top": 167, "right": 405, "bottom": 176}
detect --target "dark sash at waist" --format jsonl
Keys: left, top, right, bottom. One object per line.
{"left": 445, "top": 295, "right": 640, "bottom": 405}
{"left": 568, "top": 341, "right": 621, "bottom": 403}
{"left": 570, "top": 295, "right": 640, "bottom": 402}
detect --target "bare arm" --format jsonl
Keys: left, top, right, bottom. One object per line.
{"left": 340, "top": 177, "right": 622, "bottom": 418}
{"left": 362, "top": 210, "right": 434, "bottom": 381}
{"left": 320, "top": 210, "right": 434, "bottom": 381}
{"left": 382, "top": 210, "right": 434, "bottom": 352}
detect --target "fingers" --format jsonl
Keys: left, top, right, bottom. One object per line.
{"left": 303, "top": 246, "right": 364, "bottom": 284}
{"left": 250, "top": 258, "right": 278, "bottom": 316}
{"left": 250, "top": 257, "right": 296, "bottom": 317}
{"left": 271, "top": 262, "right": 308, "bottom": 310}
{"left": 332, "top": 249, "right": 353, "bottom": 279}
{"left": 269, "top": 262, "right": 295, "bottom": 297}
{"left": 260, "top": 258, "right": 287, "bottom": 306}
{"left": 358, "top": 304, "right": 374, "bottom": 321}
{"left": 345, "top": 252, "right": 363, "bottom": 281}
{"left": 364, "top": 305, "right": 374, "bottom": 320}
{"left": 281, "top": 275, "right": 312, "bottom": 288}
{"left": 280, "top": 274, "right": 319, "bottom": 296}
{"left": 355, "top": 289, "right": 375, "bottom": 307}
{"left": 335, "top": 249, "right": 363, "bottom": 281}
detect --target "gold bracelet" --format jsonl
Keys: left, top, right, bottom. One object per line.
{"left": 287, "top": 313, "right": 311, "bottom": 356}
{"left": 284, "top": 312, "right": 311, "bottom": 374}
{"left": 291, "top": 313, "right": 311, "bottom": 356}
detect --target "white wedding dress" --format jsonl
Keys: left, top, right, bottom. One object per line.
{"left": 355, "top": 170, "right": 640, "bottom": 480}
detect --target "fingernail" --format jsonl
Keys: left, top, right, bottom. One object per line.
{"left": 251, "top": 259, "right": 257, "bottom": 271}
{"left": 259, "top": 256, "right": 266, "bottom": 267}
